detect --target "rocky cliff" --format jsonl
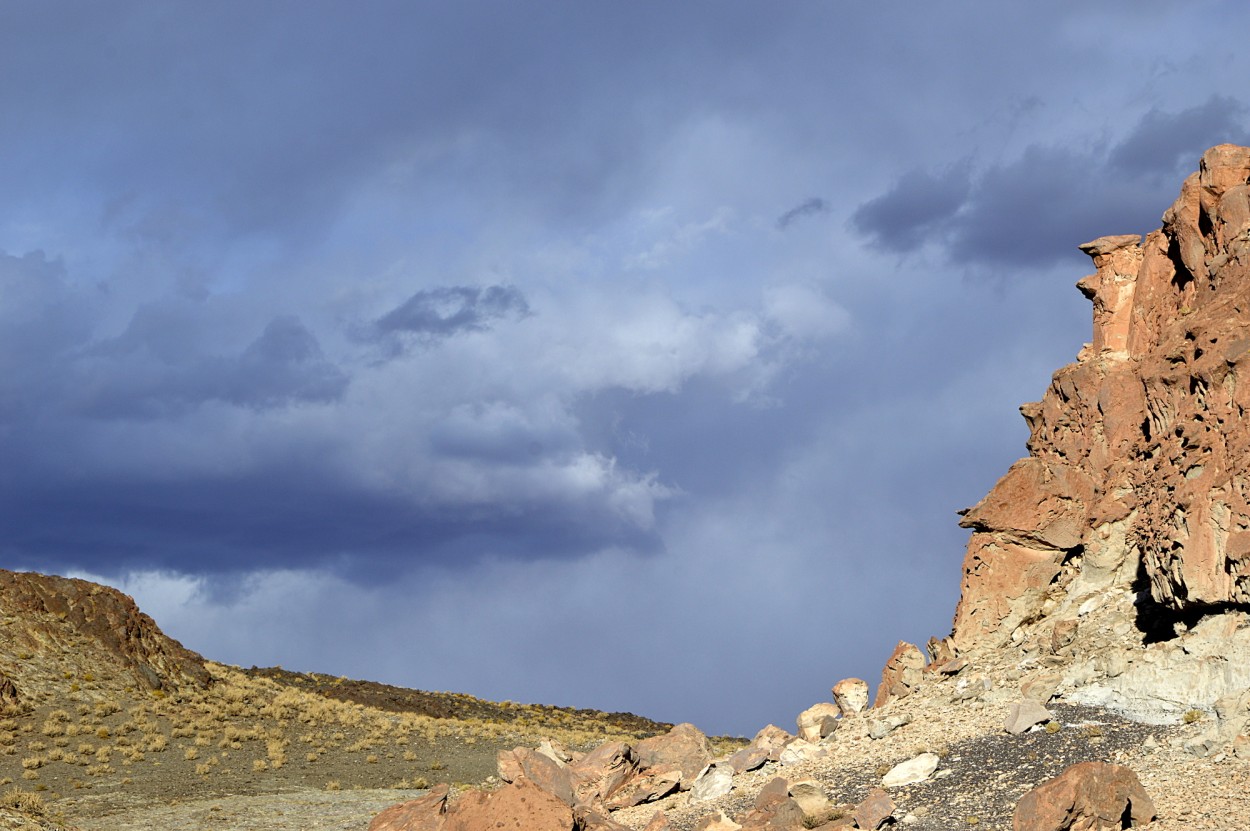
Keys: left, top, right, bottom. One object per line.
{"left": 950, "top": 144, "right": 1250, "bottom": 723}
{"left": 0, "top": 569, "right": 211, "bottom": 709}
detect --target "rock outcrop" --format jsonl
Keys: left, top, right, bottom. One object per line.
{"left": 0, "top": 569, "right": 211, "bottom": 704}
{"left": 951, "top": 145, "right": 1250, "bottom": 723}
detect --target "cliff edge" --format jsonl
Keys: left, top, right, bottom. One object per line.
{"left": 951, "top": 144, "right": 1250, "bottom": 723}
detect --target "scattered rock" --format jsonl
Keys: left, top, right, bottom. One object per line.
{"left": 571, "top": 741, "right": 638, "bottom": 806}
{"left": 605, "top": 765, "right": 683, "bottom": 810}
{"left": 777, "top": 738, "right": 824, "bottom": 765}
{"left": 694, "top": 810, "right": 742, "bottom": 831}
{"left": 786, "top": 779, "right": 831, "bottom": 818}
{"left": 444, "top": 779, "right": 574, "bottom": 831}
{"left": 1013, "top": 761, "right": 1155, "bottom": 831}
{"left": 689, "top": 763, "right": 734, "bottom": 802}
{"left": 634, "top": 723, "right": 712, "bottom": 788}
{"left": 881, "top": 752, "right": 940, "bottom": 788}
{"left": 832, "top": 678, "right": 869, "bottom": 716}
{"left": 642, "top": 811, "right": 672, "bottom": 831}
{"left": 1004, "top": 699, "right": 1054, "bottom": 735}
{"left": 796, "top": 702, "right": 840, "bottom": 742}
{"left": 874, "top": 642, "right": 926, "bottom": 707}
{"left": 868, "top": 714, "right": 910, "bottom": 740}
{"left": 852, "top": 787, "right": 895, "bottom": 830}
{"left": 368, "top": 783, "right": 449, "bottom": 831}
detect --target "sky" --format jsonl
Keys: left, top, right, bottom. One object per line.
{"left": 2, "top": 2, "right": 1249, "bottom": 737}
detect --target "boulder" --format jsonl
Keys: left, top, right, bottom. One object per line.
{"left": 786, "top": 779, "right": 830, "bottom": 817}
{"left": 368, "top": 784, "right": 450, "bottom": 831}
{"left": 634, "top": 723, "right": 712, "bottom": 787}
{"left": 1013, "top": 761, "right": 1155, "bottom": 831}
{"left": 796, "top": 702, "right": 840, "bottom": 742}
{"left": 874, "top": 641, "right": 926, "bottom": 707}
{"left": 604, "top": 764, "right": 682, "bottom": 810}
{"left": 570, "top": 741, "right": 638, "bottom": 806}
{"left": 868, "top": 714, "right": 910, "bottom": 740}
{"left": 444, "top": 779, "right": 574, "bottom": 831}
{"left": 496, "top": 746, "right": 576, "bottom": 806}
{"left": 1004, "top": 699, "right": 1054, "bottom": 735}
{"left": 832, "top": 678, "right": 869, "bottom": 716}
{"left": 753, "top": 724, "right": 797, "bottom": 761}
{"left": 690, "top": 763, "right": 735, "bottom": 802}
{"left": 735, "top": 781, "right": 806, "bottom": 830}
{"left": 777, "top": 738, "right": 824, "bottom": 766}
{"left": 726, "top": 743, "right": 771, "bottom": 773}
{"left": 852, "top": 788, "right": 895, "bottom": 830}
{"left": 880, "top": 753, "right": 940, "bottom": 788}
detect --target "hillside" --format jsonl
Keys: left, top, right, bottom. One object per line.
{"left": 0, "top": 569, "right": 678, "bottom": 830}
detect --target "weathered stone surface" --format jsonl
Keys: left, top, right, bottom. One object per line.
{"left": 852, "top": 787, "right": 895, "bottom": 830}
{"left": 642, "top": 811, "right": 673, "bottom": 831}
{"left": 576, "top": 807, "right": 633, "bottom": 831}
{"left": 795, "top": 702, "right": 840, "bottom": 742}
{"left": 786, "top": 779, "right": 830, "bottom": 817}
{"left": 777, "top": 737, "right": 824, "bottom": 765}
{"left": 880, "top": 753, "right": 939, "bottom": 788}
{"left": 736, "top": 782, "right": 806, "bottom": 830}
{"left": 874, "top": 641, "right": 926, "bottom": 707}
{"left": 689, "top": 763, "right": 734, "bottom": 802}
{"left": 444, "top": 779, "right": 574, "bottom": 831}
{"left": 832, "top": 677, "right": 869, "bottom": 716}
{"left": 1004, "top": 699, "right": 1054, "bottom": 735}
{"left": 726, "top": 743, "right": 770, "bottom": 773}
{"left": 695, "top": 811, "right": 742, "bottom": 831}
{"left": 1013, "top": 761, "right": 1155, "bottom": 831}
{"left": 604, "top": 764, "right": 682, "bottom": 810}
{"left": 868, "top": 714, "right": 910, "bottom": 740}
{"left": 634, "top": 723, "right": 712, "bottom": 788}
{"left": 946, "top": 145, "right": 1250, "bottom": 723}
{"left": 570, "top": 741, "right": 638, "bottom": 806}
{"left": 368, "top": 784, "right": 450, "bottom": 831}
{"left": 497, "top": 746, "right": 576, "bottom": 806}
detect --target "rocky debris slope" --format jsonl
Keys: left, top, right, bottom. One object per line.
{"left": 951, "top": 144, "right": 1250, "bottom": 728}
{"left": 0, "top": 569, "right": 211, "bottom": 709}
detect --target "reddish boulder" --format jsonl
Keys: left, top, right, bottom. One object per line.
{"left": 368, "top": 784, "right": 450, "bottom": 831}
{"left": 1013, "top": 762, "right": 1155, "bottom": 831}
{"left": 852, "top": 787, "right": 894, "bottom": 830}
{"left": 570, "top": 740, "right": 638, "bottom": 806}
{"left": 444, "top": 779, "right": 575, "bottom": 831}
{"left": 873, "top": 641, "right": 926, "bottom": 707}
{"left": 634, "top": 723, "right": 712, "bottom": 787}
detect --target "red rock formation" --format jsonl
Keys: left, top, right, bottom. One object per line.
{"left": 0, "top": 569, "right": 211, "bottom": 695}
{"left": 949, "top": 145, "right": 1250, "bottom": 721}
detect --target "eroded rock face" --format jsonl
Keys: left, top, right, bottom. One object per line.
{"left": 1013, "top": 761, "right": 1155, "bottom": 831}
{"left": 950, "top": 145, "right": 1250, "bottom": 722}
{"left": 0, "top": 569, "right": 211, "bottom": 694}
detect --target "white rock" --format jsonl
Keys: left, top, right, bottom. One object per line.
{"left": 778, "top": 738, "right": 824, "bottom": 766}
{"left": 881, "top": 753, "right": 940, "bottom": 788}
{"left": 832, "top": 678, "right": 869, "bottom": 716}
{"left": 689, "top": 763, "right": 734, "bottom": 802}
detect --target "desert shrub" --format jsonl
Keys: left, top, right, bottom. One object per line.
{"left": 0, "top": 786, "right": 45, "bottom": 816}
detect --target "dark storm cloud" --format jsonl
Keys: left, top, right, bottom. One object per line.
{"left": 375, "top": 285, "right": 530, "bottom": 338}
{"left": 849, "top": 164, "right": 972, "bottom": 253}
{"left": 851, "top": 97, "right": 1250, "bottom": 268}
{"left": 0, "top": 468, "right": 662, "bottom": 579}
{"left": 1109, "top": 96, "right": 1248, "bottom": 177}
{"left": 776, "top": 197, "right": 828, "bottom": 230}
{"left": 76, "top": 314, "right": 348, "bottom": 419}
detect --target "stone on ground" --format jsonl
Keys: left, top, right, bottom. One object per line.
{"left": 1013, "top": 761, "right": 1155, "bottom": 831}
{"left": 881, "top": 753, "right": 940, "bottom": 788}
